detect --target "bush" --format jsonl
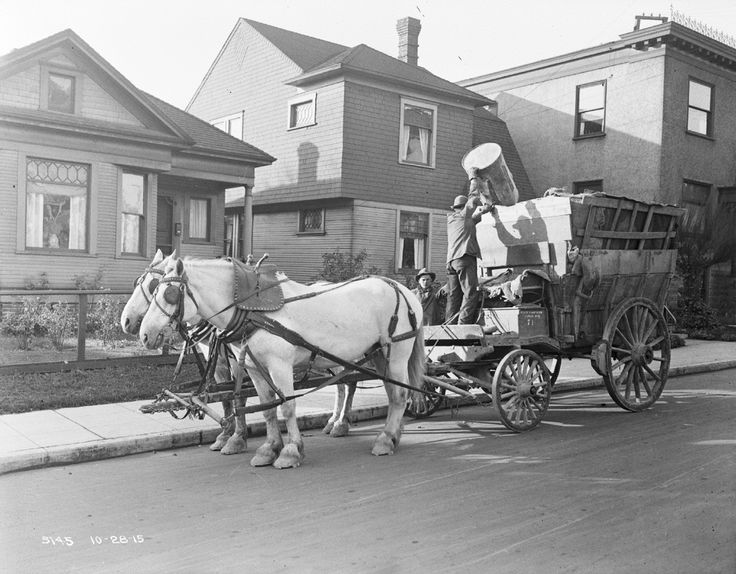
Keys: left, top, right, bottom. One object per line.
{"left": 315, "top": 249, "right": 382, "bottom": 282}
{"left": 37, "top": 302, "right": 77, "bottom": 350}
{"left": 0, "top": 298, "right": 45, "bottom": 350}
{"left": 675, "top": 298, "right": 721, "bottom": 332}
{"left": 88, "top": 296, "right": 128, "bottom": 347}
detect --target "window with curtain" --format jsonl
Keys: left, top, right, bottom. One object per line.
{"left": 687, "top": 79, "right": 713, "bottom": 137}
{"left": 121, "top": 172, "right": 146, "bottom": 255}
{"left": 25, "top": 158, "right": 89, "bottom": 251}
{"left": 399, "top": 99, "right": 436, "bottom": 167}
{"left": 575, "top": 81, "right": 606, "bottom": 137}
{"left": 288, "top": 93, "right": 316, "bottom": 129}
{"left": 188, "top": 198, "right": 211, "bottom": 241}
{"left": 399, "top": 211, "right": 429, "bottom": 271}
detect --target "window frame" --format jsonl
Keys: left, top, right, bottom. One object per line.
{"left": 119, "top": 170, "right": 149, "bottom": 257}
{"left": 211, "top": 112, "right": 244, "bottom": 140}
{"left": 681, "top": 179, "right": 712, "bottom": 238}
{"left": 686, "top": 77, "right": 714, "bottom": 138}
{"left": 185, "top": 196, "right": 213, "bottom": 243}
{"left": 396, "top": 209, "right": 431, "bottom": 273}
{"left": 22, "top": 156, "right": 92, "bottom": 254}
{"left": 297, "top": 207, "right": 325, "bottom": 235}
{"left": 40, "top": 64, "right": 82, "bottom": 115}
{"left": 574, "top": 80, "right": 607, "bottom": 139}
{"left": 287, "top": 92, "right": 317, "bottom": 130}
{"left": 398, "top": 97, "right": 438, "bottom": 168}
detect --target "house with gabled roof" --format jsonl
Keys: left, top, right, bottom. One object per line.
{"left": 0, "top": 29, "right": 274, "bottom": 290}
{"left": 187, "top": 17, "right": 533, "bottom": 283}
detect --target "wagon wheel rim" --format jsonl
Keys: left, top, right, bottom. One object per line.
{"left": 406, "top": 376, "right": 446, "bottom": 419}
{"left": 603, "top": 297, "right": 670, "bottom": 412}
{"left": 492, "top": 349, "right": 551, "bottom": 432}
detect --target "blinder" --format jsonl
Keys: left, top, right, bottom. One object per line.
{"left": 148, "top": 277, "right": 160, "bottom": 294}
{"left": 163, "top": 284, "right": 181, "bottom": 305}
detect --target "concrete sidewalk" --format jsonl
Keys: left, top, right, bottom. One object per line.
{"left": 1, "top": 338, "right": 735, "bottom": 475}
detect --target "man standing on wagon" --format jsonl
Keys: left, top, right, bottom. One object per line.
{"left": 445, "top": 182, "right": 494, "bottom": 324}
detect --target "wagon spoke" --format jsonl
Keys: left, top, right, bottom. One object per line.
{"left": 639, "top": 366, "right": 654, "bottom": 397}
{"left": 623, "top": 312, "right": 637, "bottom": 344}
{"left": 648, "top": 334, "right": 665, "bottom": 348}
{"left": 614, "top": 327, "right": 634, "bottom": 350}
{"left": 641, "top": 314, "right": 659, "bottom": 343}
{"left": 611, "top": 354, "right": 632, "bottom": 372}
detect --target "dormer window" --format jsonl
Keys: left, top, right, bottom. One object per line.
{"left": 48, "top": 72, "right": 75, "bottom": 113}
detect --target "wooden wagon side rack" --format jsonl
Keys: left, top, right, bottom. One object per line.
{"left": 405, "top": 192, "right": 685, "bottom": 431}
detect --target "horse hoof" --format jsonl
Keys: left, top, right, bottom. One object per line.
{"left": 209, "top": 434, "right": 231, "bottom": 451}
{"left": 221, "top": 436, "right": 247, "bottom": 455}
{"left": 322, "top": 421, "right": 335, "bottom": 434}
{"left": 250, "top": 443, "right": 281, "bottom": 467}
{"left": 371, "top": 434, "right": 397, "bottom": 456}
{"left": 329, "top": 421, "right": 350, "bottom": 438}
{"left": 273, "top": 443, "right": 304, "bottom": 469}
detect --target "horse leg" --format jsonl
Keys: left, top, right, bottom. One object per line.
{"left": 248, "top": 369, "right": 284, "bottom": 466}
{"left": 221, "top": 360, "right": 247, "bottom": 455}
{"left": 322, "top": 383, "right": 344, "bottom": 435}
{"left": 370, "top": 349, "right": 410, "bottom": 456}
{"left": 329, "top": 381, "right": 356, "bottom": 438}
{"left": 272, "top": 363, "right": 305, "bottom": 469}
{"left": 209, "top": 347, "right": 235, "bottom": 451}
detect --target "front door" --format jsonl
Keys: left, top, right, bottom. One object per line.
{"left": 156, "top": 195, "right": 175, "bottom": 255}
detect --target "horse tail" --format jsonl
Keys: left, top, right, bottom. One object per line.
{"left": 407, "top": 321, "right": 426, "bottom": 391}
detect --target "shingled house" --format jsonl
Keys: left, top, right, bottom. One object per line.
{"left": 0, "top": 29, "right": 274, "bottom": 290}
{"left": 187, "top": 17, "right": 532, "bottom": 283}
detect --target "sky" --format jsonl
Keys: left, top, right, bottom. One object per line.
{"left": 1, "top": 0, "right": 735, "bottom": 110}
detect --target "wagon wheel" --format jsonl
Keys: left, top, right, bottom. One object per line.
{"left": 601, "top": 297, "right": 670, "bottom": 412}
{"left": 405, "top": 376, "right": 446, "bottom": 419}
{"left": 491, "top": 349, "right": 551, "bottom": 432}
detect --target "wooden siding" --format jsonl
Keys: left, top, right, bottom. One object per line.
{"left": 252, "top": 203, "right": 353, "bottom": 282}
{"left": 342, "top": 81, "right": 474, "bottom": 211}
{"left": 187, "top": 20, "right": 344, "bottom": 205}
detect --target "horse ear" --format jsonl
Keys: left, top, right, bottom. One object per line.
{"left": 170, "top": 249, "right": 177, "bottom": 259}
{"left": 176, "top": 258, "right": 184, "bottom": 275}
{"left": 152, "top": 249, "right": 164, "bottom": 264}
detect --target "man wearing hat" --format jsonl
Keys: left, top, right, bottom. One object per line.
{"left": 412, "top": 268, "right": 444, "bottom": 325}
{"left": 446, "top": 190, "right": 494, "bottom": 324}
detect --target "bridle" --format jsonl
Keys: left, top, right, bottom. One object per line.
{"left": 133, "top": 266, "right": 166, "bottom": 306}
{"left": 150, "top": 271, "right": 200, "bottom": 329}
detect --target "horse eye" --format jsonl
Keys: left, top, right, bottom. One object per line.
{"left": 163, "top": 285, "right": 180, "bottom": 305}
{"left": 148, "top": 278, "right": 160, "bottom": 294}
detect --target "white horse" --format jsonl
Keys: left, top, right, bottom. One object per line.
{"left": 120, "top": 250, "right": 247, "bottom": 455}
{"left": 137, "top": 256, "right": 425, "bottom": 468}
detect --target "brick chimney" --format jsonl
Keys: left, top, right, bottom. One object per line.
{"left": 397, "top": 17, "right": 421, "bottom": 66}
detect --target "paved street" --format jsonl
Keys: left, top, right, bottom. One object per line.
{"left": 1, "top": 370, "right": 735, "bottom": 574}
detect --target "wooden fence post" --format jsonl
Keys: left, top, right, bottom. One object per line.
{"left": 77, "top": 293, "right": 88, "bottom": 362}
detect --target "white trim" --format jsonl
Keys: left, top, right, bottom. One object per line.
{"left": 211, "top": 111, "right": 244, "bottom": 139}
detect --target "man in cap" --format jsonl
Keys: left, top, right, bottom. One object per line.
{"left": 412, "top": 268, "right": 444, "bottom": 325}
{"left": 446, "top": 190, "right": 494, "bottom": 324}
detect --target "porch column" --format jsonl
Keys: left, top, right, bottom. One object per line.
{"left": 243, "top": 184, "right": 253, "bottom": 258}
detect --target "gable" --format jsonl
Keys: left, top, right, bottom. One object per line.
{"left": 0, "top": 55, "right": 145, "bottom": 128}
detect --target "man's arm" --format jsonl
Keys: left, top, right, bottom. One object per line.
{"left": 471, "top": 202, "right": 495, "bottom": 223}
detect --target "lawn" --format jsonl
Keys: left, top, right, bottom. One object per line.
{"left": 0, "top": 361, "right": 202, "bottom": 414}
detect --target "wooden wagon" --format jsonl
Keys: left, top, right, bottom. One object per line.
{"left": 406, "top": 192, "right": 685, "bottom": 431}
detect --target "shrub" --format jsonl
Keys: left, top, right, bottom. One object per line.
{"left": 88, "top": 296, "right": 128, "bottom": 347}
{"left": 675, "top": 298, "right": 721, "bottom": 332}
{"left": 37, "top": 302, "right": 77, "bottom": 350}
{"left": 315, "top": 249, "right": 382, "bottom": 282}
{"left": 0, "top": 298, "right": 44, "bottom": 350}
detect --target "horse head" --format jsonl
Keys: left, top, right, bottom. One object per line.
{"left": 138, "top": 256, "right": 200, "bottom": 349}
{"left": 120, "top": 249, "right": 174, "bottom": 335}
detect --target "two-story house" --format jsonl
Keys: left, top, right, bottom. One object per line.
{"left": 0, "top": 30, "right": 274, "bottom": 290}
{"left": 459, "top": 14, "right": 736, "bottom": 320}
{"left": 187, "top": 17, "right": 533, "bottom": 283}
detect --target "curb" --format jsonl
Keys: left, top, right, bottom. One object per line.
{"left": 2, "top": 360, "right": 735, "bottom": 475}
